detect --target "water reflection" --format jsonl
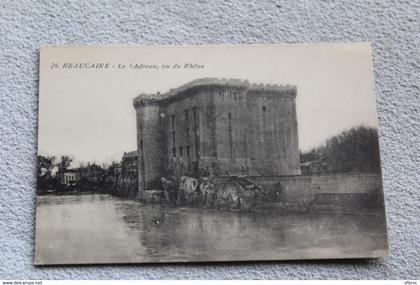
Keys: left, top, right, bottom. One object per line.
{"left": 35, "top": 194, "right": 387, "bottom": 264}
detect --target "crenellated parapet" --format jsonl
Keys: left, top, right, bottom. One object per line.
{"left": 133, "top": 93, "right": 161, "bottom": 108}
{"left": 248, "top": 83, "right": 296, "bottom": 97}
{"left": 133, "top": 78, "right": 297, "bottom": 108}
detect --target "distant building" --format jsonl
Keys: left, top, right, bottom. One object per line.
{"left": 113, "top": 151, "right": 138, "bottom": 197}
{"left": 121, "top": 151, "right": 138, "bottom": 175}
{"left": 110, "top": 163, "right": 122, "bottom": 176}
{"left": 57, "top": 169, "right": 80, "bottom": 185}
{"left": 133, "top": 78, "right": 301, "bottom": 192}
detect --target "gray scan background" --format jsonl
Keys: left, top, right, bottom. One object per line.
{"left": 0, "top": 0, "right": 418, "bottom": 279}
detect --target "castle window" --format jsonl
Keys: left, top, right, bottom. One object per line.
{"left": 228, "top": 112, "right": 232, "bottom": 119}
{"left": 262, "top": 106, "right": 266, "bottom": 112}
{"left": 186, "top": 146, "right": 191, "bottom": 170}
{"left": 185, "top": 109, "right": 189, "bottom": 120}
{"left": 179, "top": 147, "right": 183, "bottom": 157}
{"left": 172, "top": 131, "right": 176, "bottom": 146}
{"left": 186, "top": 128, "right": 190, "bottom": 140}
{"left": 172, "top": 148, "right": 176, "bottom": 158}
{"left": 140, "top": 140, "right": 143, "bottom": 151}
{"left": 171, "top": 114, "right": 175, "bottom": 129}
{"left": 193, "top": 108, "right": 197, "bottom": 123}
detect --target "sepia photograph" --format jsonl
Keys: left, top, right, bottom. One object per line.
{"left": 35, "top": 43, "right": 388, "bottom": 265}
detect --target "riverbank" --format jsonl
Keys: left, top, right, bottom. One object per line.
{"left": 38, "top": 173, "right": 385, "bottom": 214}
{"left": 138, "top": 172, "right": 384, "bottom": 214}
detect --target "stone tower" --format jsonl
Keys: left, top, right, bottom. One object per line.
{"left": 133, "top": 94, "right": 163, "bottom": 194}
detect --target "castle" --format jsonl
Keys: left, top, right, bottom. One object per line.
{"left": 133, "top": 78, "right": 301, "bottom": 193}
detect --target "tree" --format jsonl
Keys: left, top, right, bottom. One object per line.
{"left": 37, "top": 155, "right": 56, "bottom": 177}
{"left": 37, "top": 155, "right": 58, "bottom": 193}
{"left": 300, "top": 126, "right": 381, "bottom": 173}
{"left": 58, "top": 155, "right": 73, "bottom": 172}
{"left": 82, "top": 163, "right": 107, "bottom": 184}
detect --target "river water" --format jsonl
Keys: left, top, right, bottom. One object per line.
{"left": 35, "top": 194, "right": 388, "bottom": 264}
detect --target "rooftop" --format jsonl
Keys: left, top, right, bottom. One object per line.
{"left": 123, "top": 151, "right": 138, "bottom": 159}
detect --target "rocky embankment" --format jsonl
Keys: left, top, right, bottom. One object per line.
{"left": 141, "top": 173, "right": 384, "bottom": 213}
{"left": 151, "top": 176, "right": 288, "bottom": 211}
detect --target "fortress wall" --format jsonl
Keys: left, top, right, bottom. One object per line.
{"left": 214, "top": 173, "right": 384, "bottom": 211}
{"left": 161, "top": 87, "right": 216, "bottom": 174}
{"left": 134, "top": 79, "right": 301, "bottom": 186}
{"left": 247, "top": 172, "right": 383, "bottom": 202}
{"left": 213, "top": 85, "right": 249, "bottom": 166}
{"left": 280, "top": 98, "right": 301, "bottom": 174}
{"left": 213, "top": 87, "right": 301, "bottom": 176}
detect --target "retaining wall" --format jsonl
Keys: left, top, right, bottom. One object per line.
{"left": 214, "top": 172, "right": 384, "bottom": 211}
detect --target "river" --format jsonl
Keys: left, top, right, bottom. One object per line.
{"left": 34, "top": 194, "right": 388, "bottom": 264}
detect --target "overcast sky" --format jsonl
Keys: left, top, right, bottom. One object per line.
{"left": 38, "top": 43, "right": 379, "bottom": 166}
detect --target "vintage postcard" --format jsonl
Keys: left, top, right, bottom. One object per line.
{"left": 35, "top": 43, "right": 388, "bottom": 265}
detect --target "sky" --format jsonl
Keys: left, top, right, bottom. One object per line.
{"left": 38, "top": 43, "right": 379, "bottom": 166}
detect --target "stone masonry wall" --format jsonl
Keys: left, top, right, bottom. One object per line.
{"left": 214, "top": 85, "right": 301, "bottom": 176}
{"left": 160, "top": 79, "right": 300, "bottom": 178}
{"left": 214, "top": 172, "right": 384, "bottom": 211}
{"left": 134, "top": 100, "right": 163, "bottom": 190}
{"left": 161, "top": 86, "right": 216, "bottom": 176}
